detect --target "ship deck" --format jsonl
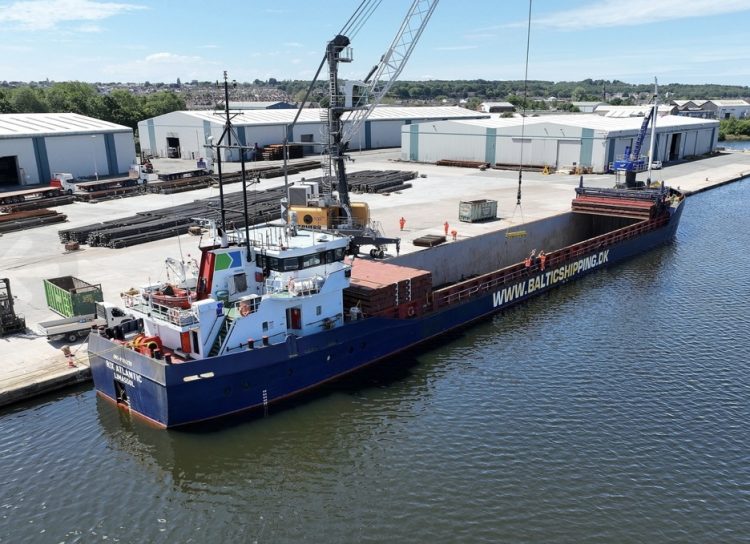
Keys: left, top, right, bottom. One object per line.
{"left": 2, "top": 149, "right": 749, "bottom": 407}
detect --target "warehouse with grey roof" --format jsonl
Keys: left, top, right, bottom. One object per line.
{"left": 401, "top": 114, "right": 719, "bottom": 173}
{"left": 0, "top": 113, "right": 135, "bottom": 187}
{"left": 137, "top": 106, "right": 488, "bottom": 162}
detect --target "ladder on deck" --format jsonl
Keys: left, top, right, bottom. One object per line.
{"left": 208, "top": 315, "right": 234, "bottom": 357}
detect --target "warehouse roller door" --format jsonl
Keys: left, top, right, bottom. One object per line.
{"left": 0, "top": 156, "right": 20, "bottom": 186}
{"left": 556, "top": 140, "right": 580, "bottom": 169}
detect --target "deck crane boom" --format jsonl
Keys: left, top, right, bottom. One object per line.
{"left": 288, "top": 0, "right": 437, "bottom": 257}
{"left": 333, "top": 0, "right": 439, "bottom": 212}
{"left": 612, "top": 82, "right": 659, "bottom": 188}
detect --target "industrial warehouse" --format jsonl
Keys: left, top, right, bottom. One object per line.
{"left": 400, "top": 114, "right": 720, "bottom": 173}
{"left": 137, "top": 105, "right": 488, "bottom": 161}
{"left": 0, "top": 113, "right": 135, "bottom": 186}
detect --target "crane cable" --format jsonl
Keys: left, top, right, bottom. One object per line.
{"left": 341, "top": 0, "right": 382, "bottom": 40}
{"left": 516, "top": 0, "right": 533, "bottom": 209}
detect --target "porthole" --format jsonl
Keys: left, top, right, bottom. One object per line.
{"left": 303, "top": 214, "right": 313, "bottom": 225}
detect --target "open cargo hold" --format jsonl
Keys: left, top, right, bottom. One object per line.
{"left": 43, "top": 276, "right": 103, "bottom": 318}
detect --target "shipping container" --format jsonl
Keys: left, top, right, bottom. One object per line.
{"left": 43, "top": 275, "right": 103, "bottom": 318}
{"left": 458, "top": 199, "right": 497, "bottom": 223}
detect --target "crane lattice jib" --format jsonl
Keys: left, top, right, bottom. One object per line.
{"left": 341, "top": 0, "right": 438, "bottom": 145}
{"left": 630, "top": 105, "right": 655, "bottom": 161}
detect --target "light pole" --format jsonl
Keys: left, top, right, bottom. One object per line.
{"left": 90, "top": 135, "right": 98, "bottom": 181}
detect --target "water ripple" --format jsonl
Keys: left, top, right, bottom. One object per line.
{"left": 2, "top": 181, "right": 750, "bottom": 543}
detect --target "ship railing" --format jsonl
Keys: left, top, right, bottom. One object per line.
{"left": 147, "top": 301, "right": 198, "bottom": 326}
{"left": 433, "top": 213, "right": 670, "bottom": 309}
{"left": 222, "top": 330, "right": 288, "bottom": 354}
{"left": 123, "top": 292, "right": 198, "bottom": 327}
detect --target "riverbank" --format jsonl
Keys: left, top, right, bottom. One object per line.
{"left": 2, "top": 150, "right": 749, "bottom": 408}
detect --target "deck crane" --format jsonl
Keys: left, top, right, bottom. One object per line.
{"left": 287, "top": 0, "right": 438, "bottom": 257}
{"left": 612, "top": 82, "right": 659, "bottom": 188}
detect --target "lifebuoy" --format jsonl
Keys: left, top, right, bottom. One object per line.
{"left": 239, "top": 303, "right": 250, "bottom": 317}
{"left": 407, "top": 306, "right": 415, "bottom": 317}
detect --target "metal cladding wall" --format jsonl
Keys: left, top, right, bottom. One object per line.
{"left": 138, "top": 112, "right": 205, "bottom": 160}
{"left": 607, "top": 126, "right": 716, "bottom": 167}
{"left": 404, "top": 116, "right": 719, "bottom": 173}
{"left": 402, "top": 120, "right": 601, "bottom": 170}
{"left": 44, "top": 132, "right": 135, "bottom": 180}
{"left": 140, "top": 108, "right": 487, "bottom": 161}
{"left": 0, "top": 130, "right": 134, "bottom": 185}
{"left": 401, "top": 120, "right": 488, "bottom": 163}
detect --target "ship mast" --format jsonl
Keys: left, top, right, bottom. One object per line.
{"left": 646, "top": 77, "right": 659, "bottom": 188}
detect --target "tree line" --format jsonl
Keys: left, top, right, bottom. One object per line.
{"left": 384, "top": 79, "right": 750, "bottom": 102}
{"left": 0, "top": 82, "right": 185, "bottom": 130}
{"left": 719, "top": 119, "right": 750, "bottom": 140}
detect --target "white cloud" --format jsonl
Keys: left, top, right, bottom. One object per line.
{"left": 0, "top": 44, "right": 33, "bottom": 52}
{"left": 76, "top": 23, "right": 103, "bottom": 32}
{"left": 284, "top": 42, "right": 303, "bottom": 48}
{"left": 529, "top": 0, "right": 750, "bottom": 30}
{"left": 144, "top": 52, "right": 200, "bottom": 64}
{"left": 0, "top": 0, "right": 146, "bottom": 31}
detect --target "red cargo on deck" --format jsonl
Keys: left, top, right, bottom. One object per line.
{"left": 345, "top": 259, "right": 432, "bottom": 318}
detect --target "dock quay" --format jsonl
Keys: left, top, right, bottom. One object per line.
{"left": 2, "top": 149, "right": 750, "bottom": 409}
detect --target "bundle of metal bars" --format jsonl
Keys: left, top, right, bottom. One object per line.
{"left": 0, "top": 209, "right": 67, "bottom": 234}
{"left": 58, "top": 186, "right": 288, "bottom": 249}
{"left": 0, "top": 195, "right": 75, "bottom": 213}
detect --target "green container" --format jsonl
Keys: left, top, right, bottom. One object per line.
{"left": 43, "top": 276, "right": 103, "bottom": 318}
{"left": 458, "top": 199, "right": 498, "bottom": 223}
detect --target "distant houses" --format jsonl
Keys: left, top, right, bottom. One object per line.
{"left": 670, "top": 99, "right": 750, "bottom": 119}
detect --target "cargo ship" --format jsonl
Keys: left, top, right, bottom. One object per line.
{"left": 88, "top": 182, "right": 685, "bottom": 427}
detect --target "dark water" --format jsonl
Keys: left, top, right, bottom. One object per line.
{"left": 2, "top": 181, "right": 749, "bottom": 544}
{"left": 719, "top": 140, "right": 750, "bottom": 151}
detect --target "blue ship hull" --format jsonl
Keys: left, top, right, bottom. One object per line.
{"left": 89, "top": 199, "right": 684, "bottom": 427}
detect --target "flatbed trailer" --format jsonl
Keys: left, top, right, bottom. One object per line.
{"left": 0, "top": 187, "right": 62, "bottom": 206}
{"left": 73, "top": 177, "right": 140, "bottom": 192}
{"left": 38, "top": 313, "right": 102, "bottom": 342}
{"left": 157, "top": 169, "right": 209, "bottom": 182}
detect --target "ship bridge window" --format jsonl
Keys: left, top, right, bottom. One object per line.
{"left": 282, "top": 258, "right": 300, "bottom": 271}
{"left": 302, "top": 253, "right": 321, "bottom": 268}
{"left": 256, "top": 248, "right": 345, "bottom": 272}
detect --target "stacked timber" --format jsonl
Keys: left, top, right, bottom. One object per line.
{"left": 261, "top": 144, "right": 303, "bottom": 161}
{"left": 344, "top": 260, "right": 432, "bottom": 318}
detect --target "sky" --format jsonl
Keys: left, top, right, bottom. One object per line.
{"left": 2, "top": 0, "right": 750, "bottom": 87}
